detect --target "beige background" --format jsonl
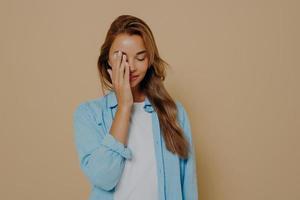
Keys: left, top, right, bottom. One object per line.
{"left": 1, "top": 0, "right": 299, "bottom": 199}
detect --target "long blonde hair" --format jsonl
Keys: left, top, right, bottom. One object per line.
{"left": 97, "top": 15, "right": 189, "bottom": 159}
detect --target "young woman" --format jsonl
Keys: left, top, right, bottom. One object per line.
{"left": 73, "top": 15, "right": 198, "bottom": 200}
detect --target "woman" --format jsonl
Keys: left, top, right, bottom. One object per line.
{"left": 73, "top": 15, "right": 198, "bottom": 200}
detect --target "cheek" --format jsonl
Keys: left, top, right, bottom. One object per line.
{"left": 136, "top": 59, "right": 149, "bottom": 69}
{"left": 139, "top": 61, "right": 148, "bottom": 67}
{"left": 134, "top": 65, "right": 148, "bottom": 81}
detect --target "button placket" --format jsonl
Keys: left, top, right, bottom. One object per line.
{"left": 152, "top": 111, "right": 166, "bottom": 200}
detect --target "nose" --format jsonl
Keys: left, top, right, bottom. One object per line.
{"left": 125, "top": 57, "right": 136, "bottom": 72}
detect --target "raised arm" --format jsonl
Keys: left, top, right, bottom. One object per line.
{"left": 73, "top": 103, "right": 132, "bottom": 191}
{"left": 73, "top": 51, "right": 135, "bottom": 191}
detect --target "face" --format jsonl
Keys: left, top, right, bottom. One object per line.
{"left": 108, "top": 33, "right": 149, "bottom": 92}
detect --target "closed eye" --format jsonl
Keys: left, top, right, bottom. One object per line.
{"left": 137, "top": 57, "right": 145, "bottom": 61}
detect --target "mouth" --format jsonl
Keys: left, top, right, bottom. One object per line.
{"left": 130, "top": 75, "right": 139, "bottom": 81}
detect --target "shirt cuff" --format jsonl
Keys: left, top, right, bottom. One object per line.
{"left": 101, "top": 133, "right": 133, "bottom": 160}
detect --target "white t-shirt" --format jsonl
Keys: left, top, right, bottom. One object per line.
{"left": 113, "top": 101, "right": 159, "bottom": 200}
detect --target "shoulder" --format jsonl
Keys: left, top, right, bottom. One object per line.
{"left": 175, "top": 99, "right": 188, "bottom": 124}
{"left": 73, "top": 96, "right": 105, "bottom": 115}
{"left": 73, "top": 94, "right": 109, "bottom": 124}
{"left": 175, "top": 99, "right": 193, "bottom": 141}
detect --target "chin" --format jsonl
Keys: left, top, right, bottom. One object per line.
{"left": 130, "top": 80, "right": 140, "bottom": 89}
{"left": 130, "top": 82, "right": 137, "bottom": 87}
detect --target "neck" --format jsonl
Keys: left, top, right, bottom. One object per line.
{"left": 131, "top": 88, "right": 146, "bottom": 103}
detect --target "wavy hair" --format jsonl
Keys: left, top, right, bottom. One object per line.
{"left": 97, "top": 15, "right": 189, "bottom": 159}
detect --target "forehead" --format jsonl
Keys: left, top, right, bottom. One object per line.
{"left": 110, "top": 34, "right": 146, "bottom": 54}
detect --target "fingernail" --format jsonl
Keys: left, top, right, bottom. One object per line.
{"left": 113, "top": 52, "right": 117, "bottom": 59}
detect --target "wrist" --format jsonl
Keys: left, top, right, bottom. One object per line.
{"left": 118, "top": 105, "right": 132, "bottom": 113}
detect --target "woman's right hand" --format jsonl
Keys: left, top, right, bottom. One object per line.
{"left": 107, "top": 50, "right": 133, "bottom": 109}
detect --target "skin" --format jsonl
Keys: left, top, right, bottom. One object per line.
{"left": 106, "top": 33, "right": 150, "bottom": 146}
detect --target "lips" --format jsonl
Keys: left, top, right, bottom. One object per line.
{"left": 130, "top": 75, "right": 139, "bottom": 79}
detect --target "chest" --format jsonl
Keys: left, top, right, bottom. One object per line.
{"left": 97, "top": 106, "right": 185, "bottom": 199}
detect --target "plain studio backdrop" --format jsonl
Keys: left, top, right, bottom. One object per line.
{"left": 0, "top": 0, "right": 299, "bottom": 199}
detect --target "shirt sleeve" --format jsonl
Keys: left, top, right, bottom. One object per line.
{"left": 72, "top": 102, "right": 132, "bottom": 191}
{"left": 180, "top": 103, "right": 199, "bottom": 200}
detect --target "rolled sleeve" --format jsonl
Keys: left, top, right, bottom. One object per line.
{"left": 101, "top": 133, "right": 132, "bottom": 160}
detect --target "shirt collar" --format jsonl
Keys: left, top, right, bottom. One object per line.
{"left": 106, "top": 90, "right": 154, "bottom": 112}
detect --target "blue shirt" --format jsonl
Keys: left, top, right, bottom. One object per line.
{"left": 72, "top": 90, "right": 199, "bottom": 200}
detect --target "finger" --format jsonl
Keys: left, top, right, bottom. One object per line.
{"left": 107, "top": 69, "right": 112, "bottom": 81}
{"left": 124, "top": 59, "right": 130, "bottom": 85}
{"left": 116, "top": 50, "right": 122, "bottom": 68}
{"left": 115, "top": 50, "right": 122, "bottom": 87}
{"left": 110, "top": 52, "right": 118, "bottom": 85}
{"left": 110, "top": 51, "right": 118, "bottom": 70}
{"left": 119, "top": 54, "right": 126, "bottom": 85}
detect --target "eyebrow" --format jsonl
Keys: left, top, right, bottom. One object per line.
{"left": 113, "top": 50, "right": 147, "bottom": 56}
